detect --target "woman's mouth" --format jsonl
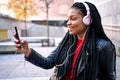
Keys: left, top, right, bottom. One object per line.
{"left": 68, "top": 26, "right": 74, "bottom": 31}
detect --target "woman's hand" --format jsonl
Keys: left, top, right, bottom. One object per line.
{"left": 13, "top": 33, "right": 31, "bottom": 57}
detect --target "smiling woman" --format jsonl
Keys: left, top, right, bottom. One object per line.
{"left": 13, "top": 1, "right": 116, "bottom": 80}
{"left": 67, "top": 8, "right": 87, "bottom": 40}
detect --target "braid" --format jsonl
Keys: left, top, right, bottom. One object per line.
{"left": 71, "top": 2, "right": 87, "bottom": 16}
{"left": 71, "top": 2, "right": 115, "bottom": 80}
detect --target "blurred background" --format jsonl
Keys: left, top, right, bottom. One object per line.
{"left": 0, "top": 0, "right": 120, "bottom": 80}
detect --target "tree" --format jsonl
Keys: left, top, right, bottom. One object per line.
{"left": 6, "top": 0, "right": 37, "bottom": 36}
{"left": 39, "top": 0, "right": 53, "bottom": 46}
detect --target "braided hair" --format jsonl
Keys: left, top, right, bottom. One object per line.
{"left": 71, "top": 2, "right": 116, "bottom": 80}
{"left": 55, "top": 2, "right": 115, "bottom": 79}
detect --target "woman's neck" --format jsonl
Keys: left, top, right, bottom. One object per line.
{"left": 77, "top": 30, "right": 87, "bottom": 40}
{"left": 77, "top": 34, "right": 84, "bottom": 40}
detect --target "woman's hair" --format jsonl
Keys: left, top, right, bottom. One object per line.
{"left": 71, "top": 2, "right": 112, "bottom": 41}
{"left": 71, "top": 2, "right": 115, "bottom": 79}
{"left": 55, "top": 2, "right": 115, "bottom": 79}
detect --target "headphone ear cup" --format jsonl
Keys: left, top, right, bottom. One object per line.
{"left": 83, "top": 15, "right": 91, "bottom": 26}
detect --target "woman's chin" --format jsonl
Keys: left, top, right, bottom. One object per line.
{"left": 69, "top": 31, "right": 75, "bottom": 35}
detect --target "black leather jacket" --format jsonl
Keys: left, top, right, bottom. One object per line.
{"left": 25, "top": 37, "right": 116, "bottom": 80}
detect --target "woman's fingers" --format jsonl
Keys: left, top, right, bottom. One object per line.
{"left": 20, "top": 41, "right": 30, "bottom": 57}
{"left": 14, "top": 39, "right": 19, "bottom": 43}
{"left": 13, "top": 33, "right": 30, "bottom": 55}
{"left": 14, "top": 43, "right": 21, "bottom": 48}
{"left": 13, "top": 33, "right": 19, "bottom": 40}
{"left": 14, "top": 40, "right": 29, "bottom": 54}
{"left": 21, "top": 41, "right": 28, "bottom": 49}
{"left": 15, "top": 47, "right": 22, "bottom": 53}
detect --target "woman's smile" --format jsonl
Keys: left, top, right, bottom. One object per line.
{"left": 68, "top": 26, "right": 75, "bottom": 32}
{"left": 67, "top": 8, "right": 87, "bottom": 36}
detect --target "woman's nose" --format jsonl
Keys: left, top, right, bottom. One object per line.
{"left": 67, "top": 20, "right": 71, "bottom": 25}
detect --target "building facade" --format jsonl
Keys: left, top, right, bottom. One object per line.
{"left": 0, "top": 0, "right": 74, "bottom": 41}
{"left": 94, "top": 0, "right": 120, "bottom": 54}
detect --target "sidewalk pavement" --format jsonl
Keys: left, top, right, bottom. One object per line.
{"left": 0, "top": 77, "right": 49, "bottom": 80}
{"left": 0, "top": 47, "right": 55, "bottom": 80}
{"left": 0, "top": 47, "right": 120, "bottom": 80}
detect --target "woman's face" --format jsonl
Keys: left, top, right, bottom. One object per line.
{"left": 67, "top": 8, "right": 87, "bottom": 38}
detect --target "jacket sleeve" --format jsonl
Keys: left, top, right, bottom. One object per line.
{"left": 25, "top": 47, "right": 59, "bottom": 69}
{"left": 99, "top": 41, "right": 116, "bottom": 80}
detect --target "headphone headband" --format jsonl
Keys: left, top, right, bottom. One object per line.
{"left": 82, "top": 2, "right": 91, "bottom": 26}
{"left": 82, "top": 2, "right": 90, "bottom": 16}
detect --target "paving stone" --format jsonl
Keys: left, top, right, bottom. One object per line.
{"left": 0, "top": 47, "right": 120, "bottom": 80}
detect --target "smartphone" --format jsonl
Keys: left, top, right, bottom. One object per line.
{"left": 14, "top": 26, "right": 21, "bottom": 48}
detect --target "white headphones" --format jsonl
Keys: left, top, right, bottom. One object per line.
{"left": 82, "top": 2, "right": 91, "bottom": 26}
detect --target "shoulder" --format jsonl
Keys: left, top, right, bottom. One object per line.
{"left": 96, "top": 38, "right": 112, "bottom": 50}
{"left": 96, "top": 38, "right": 116, "bottom": 62}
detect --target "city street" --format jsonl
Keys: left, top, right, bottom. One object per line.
{"left": 0, "top": 47, "right": 120, "bottom": 80}
{"left": 0, "top": 47, "right": 55, "bottom": 80}
{"left": 0, "top": 0, "right": 119, "bottom": 80}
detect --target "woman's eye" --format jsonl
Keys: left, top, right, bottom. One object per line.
{"left": 71, "top": 17, "right": 76, "bottom": 20}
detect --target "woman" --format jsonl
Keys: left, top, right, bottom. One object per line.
{"left": 14, "top": 2, "right": 116, "bottom": 80}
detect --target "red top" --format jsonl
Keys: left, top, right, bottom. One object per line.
{"left": 62, "top": 39, "right": 84, "bottom": 80}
